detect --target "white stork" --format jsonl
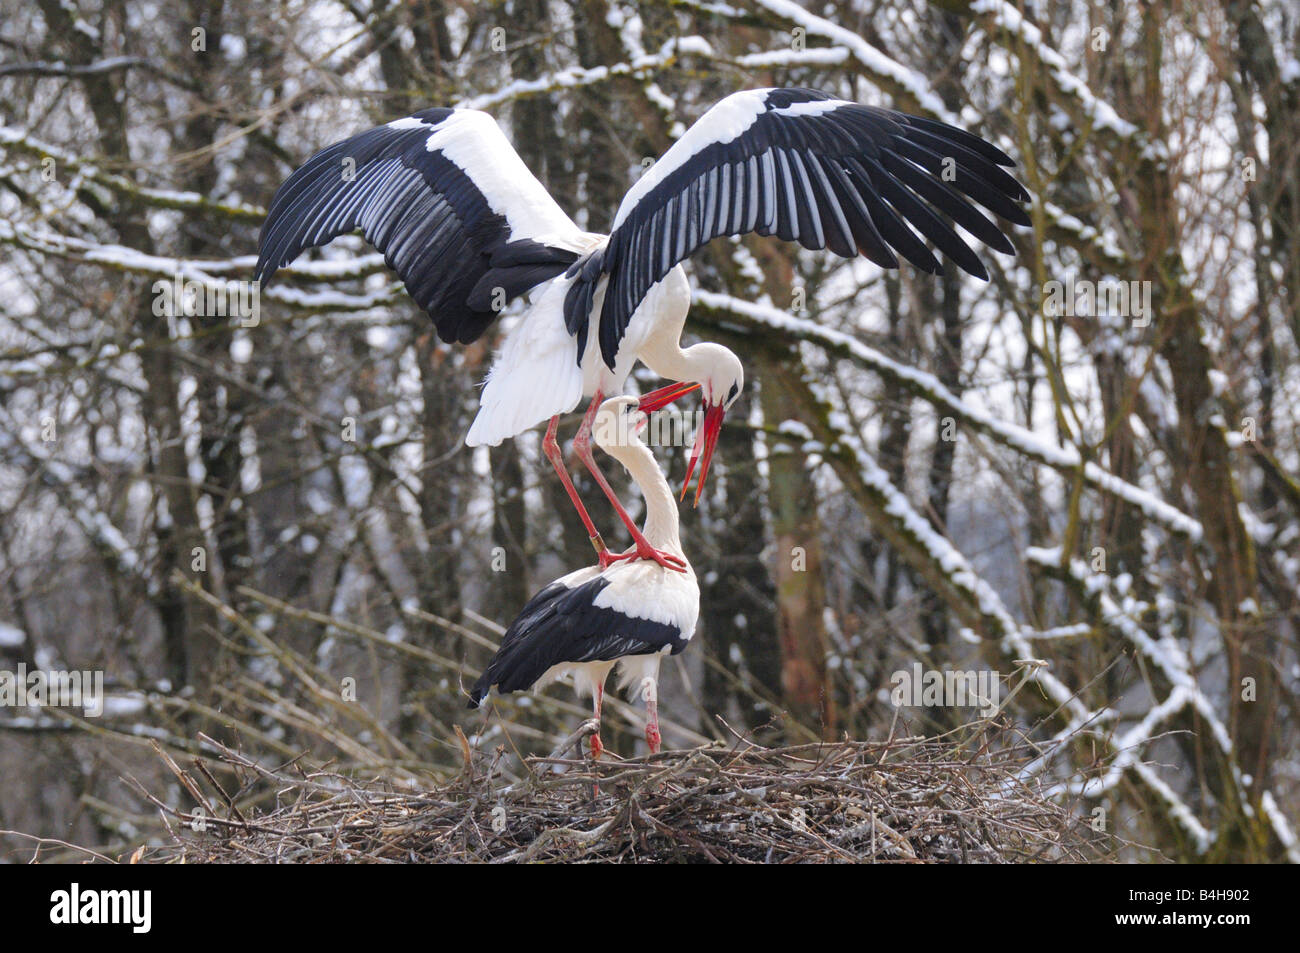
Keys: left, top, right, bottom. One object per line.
{"left": 467, "top": 391, "right": 699, "bottom": 758}
{"left": 255, "top": 87, "right": 1028, "bottom": 569}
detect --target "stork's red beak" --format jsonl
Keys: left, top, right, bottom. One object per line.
{"left": 636, "top": 382, "right": 724, "bottom": 506}
{"left": 637, "top": 380, "right": 700, "bottom": 413}
{"left": 681, "top": 402, "right": 725, "bottom": 507}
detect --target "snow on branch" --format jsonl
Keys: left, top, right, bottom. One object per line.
{"left": 458, "top": 36, "right": 715, "bottom": 111}
{"left": 748, "top": 0, "right": 955, "bottom": 119}
{"left": 691, "top": 290, "right": 1288, "bottom": 853}
{"left": 1261, "top": 793, "right": 1300, "bottom": 865}
{"left": 712, "top": 4, "right": 1137, "bottom": 274}
{"left": 1021, "top": 548, "right": 1294, "bottom": 855}
{"left": 1129, "top": 760, "right": 1215, "bottom": 853}
{"left": 1042, "top": 199, "right": 1130, "bottom": 272}
{"left": 0, "top": 56, "right": 196, "bottom": 90}
{"left": 0, "top": 126, "right": 265, "bottom": 222}
{"left": 693, "top": 291, "right": 1203, "bottom": 542}
{"left": 969, "top": 1, "right": 1150, "bottom": 150}
{"left": 1023, "top": 545, "right": 1240, "bottom": 761}
{"left": 0, "top": 220, "right": 397, "bottom": 312}
{"left": 732, "top": 47, "right": 851, "bottom": 69}
{"left": 0, "top": 417, "right": 149, "bottom": 588}
{"left": 744, "top": 325, "right": 1093, "bottom": 725}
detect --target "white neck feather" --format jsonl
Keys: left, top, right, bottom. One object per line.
{"left": 640, "top": 338, "right": 708, "bottom": 392}
{"left": 603, "top": 436, "right": 681, "bottom": 555}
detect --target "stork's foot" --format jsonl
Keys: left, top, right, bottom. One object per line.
{"left": 602, "top": 543, "right": 688, "bottom": 573}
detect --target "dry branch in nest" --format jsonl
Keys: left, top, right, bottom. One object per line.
{"left": 134, "top": 726, "right": 1116, "bottom": 864}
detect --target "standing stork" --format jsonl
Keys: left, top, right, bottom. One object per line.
{"left": 254, "top": 87, "right": 1029, "bottom": 569}
{"left": 468, "top": 392, "right": 700, "bottom": 758}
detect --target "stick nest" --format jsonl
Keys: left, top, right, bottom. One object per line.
{"left": 139, "top": 729, "right": 1115, "bottom": 863}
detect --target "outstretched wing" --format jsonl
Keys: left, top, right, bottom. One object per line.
{"left": 256, "top": 107, "right": 583, "bottom": 345}
{"left": 564, "top": 88, "right": 1031, "bottom": 368}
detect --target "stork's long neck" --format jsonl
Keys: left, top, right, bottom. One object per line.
{"left": 606, "top": 438, "right": 681, "bottom": 556}
{"left": 640, "top": 335, "right": 702, "bottom": 389}
{"left": 634, "top": 267, "right": 696, "bottom": 384}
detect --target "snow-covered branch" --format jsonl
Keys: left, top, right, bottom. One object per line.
{"left": 0, "top": 127, "right": 265, "bottom": 222}
{"left": 692, "top": 291, "right": 1203, "bottom": 541}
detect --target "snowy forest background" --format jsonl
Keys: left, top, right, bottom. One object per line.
{"left": 1, "top": 0, "right": 1297, "bottom": 863}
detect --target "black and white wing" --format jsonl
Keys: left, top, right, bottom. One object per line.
{"left": 564, "top": 87, "right": 1031, "bottom": 367}
{"left": 468, "top": 575, "right": 692, "bottom": 705}
{"left": 256, "top": 107, "right": 584, "bottom": 345}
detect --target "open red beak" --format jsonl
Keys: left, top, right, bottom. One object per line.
{"left": 681, "top": 402, "right": 725, "bottom": 507}
{"left": 638, "top": 380, "right": 700, "bottom": 414}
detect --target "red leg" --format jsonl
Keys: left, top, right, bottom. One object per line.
{"left": 643, "top": 679, "right": 661, "bottom": 754}
{"left": 542, "top": 411, "right": 610, "bottom": 563}
{"left": 572, "top": 394, "right": 688, "bottom": 573}
{"left": 590, "top": 683, "right": 604, "bottom": 761}
{"left": 589, "top": 684, "right": 604, "bottom": 797}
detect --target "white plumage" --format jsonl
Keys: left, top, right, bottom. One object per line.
{"left": 469, "top": 395, "right": 699, "bottom": 756}
{"left": 464, "top": 265, "right": 590, "bottom": 449}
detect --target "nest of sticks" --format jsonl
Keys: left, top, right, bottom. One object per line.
{"left": 135, "top": 724, "right": 1115, "bottom": 863}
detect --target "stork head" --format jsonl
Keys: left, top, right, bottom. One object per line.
{"left": 680, "top": 343, "right": 743, "bottom": 507}
{"left": 592, "top": 394, "right": 647, "bottom": 452}
{"left": 626, "top": 344, "right": 743, "bottom": 506}
{"left": 593, "top": 385, "right": 702, "bottom": 454}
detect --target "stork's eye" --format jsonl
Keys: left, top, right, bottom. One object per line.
{"left": 725, "top": 381, "right": 741, "bottom": 408}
